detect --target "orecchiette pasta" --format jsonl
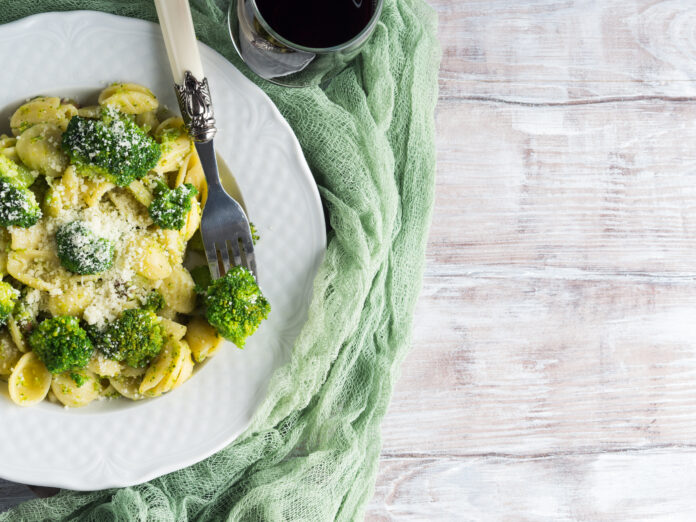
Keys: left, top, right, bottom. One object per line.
{"left": 0, "top": 330, "right": 21, "bottom": 376}
{"left": 159, "top": 317, "right": 187, "bottom": 341}
{"left": 47, "top": 283, "right": 94, "bottom": 317}
{"left": 185, "top": 316, "right": 223, "bottom": 363}
{"left": 82, "top": 179, "right": 115, "bottom": 208}
{"left": 8, "top": 352, "right": 52, "bottom": 406}
{"left": 159, "top": 265, "right": 196, "bottom": 314}
{"left": 171, "top": 344, "right": 194, "bottom": 390}
{"left": 16, "top": 123, "right": 68, "bottom": 177}
{"left": 45, "top": 166, "right": 85, "bottom": 216}
{"left": 0, "top": 83, "right": 263, "bottom": 409}
{"left": 98, "top": 83, "right": 159, "bottom": 114}
{"left": 153, "top": 117, "right": 191, "bottom": 174}
{"left": 87, "top": 352, "right": 122, "bottom": 378}
{"left": 127, "top": 179, "right": 154, "bottom": 207}
{"left": 7, "top": 316, "right": 28, "bottom": 353}
{"left": 7, "top": 250, "right": 60, "bottom": 291}
{"left": 139, "top": 338, "right": 186, "bottom": 397}
{"left": 176, "top": 150, "right": 208, "bottom": 205}
{"left": 158, "top": 228, "right": 186, "bottom": 266}
{"left": 10, "top": 97, "right": 77, "bottom": 135}
{"left": 10, "top": 223, "right": 44, "bottom": 250}
{"left": 108, "top": 373, "right": 145, "bottom": 401}
{"left": 135, "top": 110, "right": 160, "bottom": 133}
{"left": 0, "top": 134, "right": 19, "bottom": 163}
{"left": 107, "top": 188, "right": 153, "bottom": 227}
{"left": 129, "top": 237, "right": 172, "bottom": 280}
{"left": 77, "top": 105, "right": 102, "bottom": 119}
{"left": 183, "top": 200, "right": 201, "bottom": 241}
{"left": 50, "top": 370, "right": 102, "bottom": 408}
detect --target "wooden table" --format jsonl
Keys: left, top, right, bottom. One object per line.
{"left": 366, "top": 0, "right": 696, "bottom": 519}
{"left": 4, "top": 0, "right": 696, "bottom": 519}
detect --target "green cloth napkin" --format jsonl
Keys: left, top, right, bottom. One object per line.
{"left": 0, "top": 0, "right": 439, "bottom": 519}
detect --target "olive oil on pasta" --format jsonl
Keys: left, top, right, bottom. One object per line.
{"left": 255, "top": 0, "right": 375, "bottom": 49}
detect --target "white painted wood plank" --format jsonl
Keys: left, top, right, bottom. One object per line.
{"left": 432, "top": 0, "right": 696, "bottom": 102}
{"left": 366, "top": 449, "right": 696, "bottom": 521}
{"left": 381, "top": 270, "right": 696, "bottom": 456}
{"left": 372, "top": 0, "right": 696, "bottom": 516}
{"left": 430, "top": 98, "right": 696, "bottom": 274}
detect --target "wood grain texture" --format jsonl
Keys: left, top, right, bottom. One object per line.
{"left": 438, "top": 0, "right": 696, "bottom": 103}
{"left": 382, "top": 270, "right": 696, "bottom": 456}
{"left": 368, "top": 0, "right": 696, "bottom": 519}
{"left": 366, "top": 449, "right": 696, "bottom": 521}
{"left": 431, "top": 98, "right": 696, "bottom": 273}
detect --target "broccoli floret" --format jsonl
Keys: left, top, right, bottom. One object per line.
{"left": 29, "top": 316, "right": 94, "bottom": 373}
{"left": 141, "top": 290, "right": 165, "bottom": 312}
{"left": 56, "top": 221, "right": 114, "bottom": 275}
{"left": 0, "top": 281, "right": 19, "bottom": 326}
{"left": 249, "top": 222, "right": 259, "bottom": 245}
{"left": 155, "top": 126, "right": 188, "bottom": 169}
{"left": 204, "top": 266, "right": 270, "bottom": 347}
{"left": 12, "top": 288, "right": 38, "bottom": 333}
{"left": 69, "top": 371, "right": 87, "bottom": 387}
{"left": 0, "top": 175, "right": 41, "bottom": 228}
{"left": 92, "top": 309, "right": 164, "bottom": 368}
{"left": 148, "top": 181, "right": 197, "bottom": 230}
{"left": 190, "top": 265, "right": 212, "bottom": 295}
{"left": 0, "top": 153, "right": 37, "bottom": 187}
{"left": 62, "top": 109, "right": 161, "bottom": 187}
{"left": 158, "top": 125, "right": 186, "bottom": 142}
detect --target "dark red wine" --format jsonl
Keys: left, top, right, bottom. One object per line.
{"left": 255, "top": 0, "right": 375, "bottom": 49}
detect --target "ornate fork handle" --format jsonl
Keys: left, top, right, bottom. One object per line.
{"left": 175, "top": 71, "right": 217, "bottom": 143}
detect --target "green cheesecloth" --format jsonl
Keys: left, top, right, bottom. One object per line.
{"left": 0, "top": 0, "right": 440, "bottom": 520}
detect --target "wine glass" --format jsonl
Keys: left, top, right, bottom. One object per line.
{"left": 228, "top": 0, "right": 384, "bottom": 88}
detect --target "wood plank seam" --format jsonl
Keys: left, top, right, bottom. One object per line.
{"left": 381, "top": 443, "right": 696, "bottom": 461}
{"left": 438, "top": 94, "right": 696, "bottom": 106}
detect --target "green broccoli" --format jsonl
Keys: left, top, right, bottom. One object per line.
{"left": 29, "top": 316, "right": 94, "bottom": 373}
{"left": 148, "top": 181, "right": 197, "bottom": 230}
{"left": 62, "top": 109, "right": 161, "bottom": 186}
{"left": 92, "top": 308, "right": 164, "bottom": 368}
{"left": 204, "top": 266, "right": 270, "bottom": 347}
{"left": 157, "top": 125, "right": 186, "bottom": 143}
{"left": 55, "top": 221, "right": 114, "bottom": 275}
{"left": 0, "top": 281, "right": 19, "bottom": 326}
{"left": 155, "top": 125, "right": 188, "bottom": 171}
{"left": 141, "top": 290, "right": 165, "bottom": 312}
{"left": 0, "top": 175, "right": 41, "bottom": 228}
{"left": 69, "top": 371, "right": 87, "bottom": 387}
{"left": 249, "top": 222, "right": 259, "bottom": 245}
{"left": 0, "top": 153, "right": 37, "bottom": 187}
{"left": 11, "top": 288, "right": 38, "bottom": 334}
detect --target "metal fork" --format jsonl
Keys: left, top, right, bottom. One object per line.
{"left": 155, "top": 0, "right": 256, "bottom": 280}
{"left": 196, "top": 141, "right": 256, "bottom": 279}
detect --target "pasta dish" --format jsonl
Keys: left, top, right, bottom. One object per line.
{"left": 0, "top": 83, "right": 269, "bottom": 408}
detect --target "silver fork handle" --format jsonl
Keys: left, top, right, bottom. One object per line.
{"left": 154, "top": 0, "right": 217, "bottom": 143}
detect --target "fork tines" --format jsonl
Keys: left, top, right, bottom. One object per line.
{"left": 206, "top": 234, "right": 256, "bottom": 280}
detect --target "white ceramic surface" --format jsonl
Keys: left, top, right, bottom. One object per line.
{"left": 0, "top": 11, "right": 325, "bottom": 490}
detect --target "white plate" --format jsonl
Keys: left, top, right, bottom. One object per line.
{"left": 0, "top": 11, "right": 325, "bottom": 490}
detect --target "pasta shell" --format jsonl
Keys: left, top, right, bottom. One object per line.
{"left": 8, "top": 352, "right": 51, "bottom": 406}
